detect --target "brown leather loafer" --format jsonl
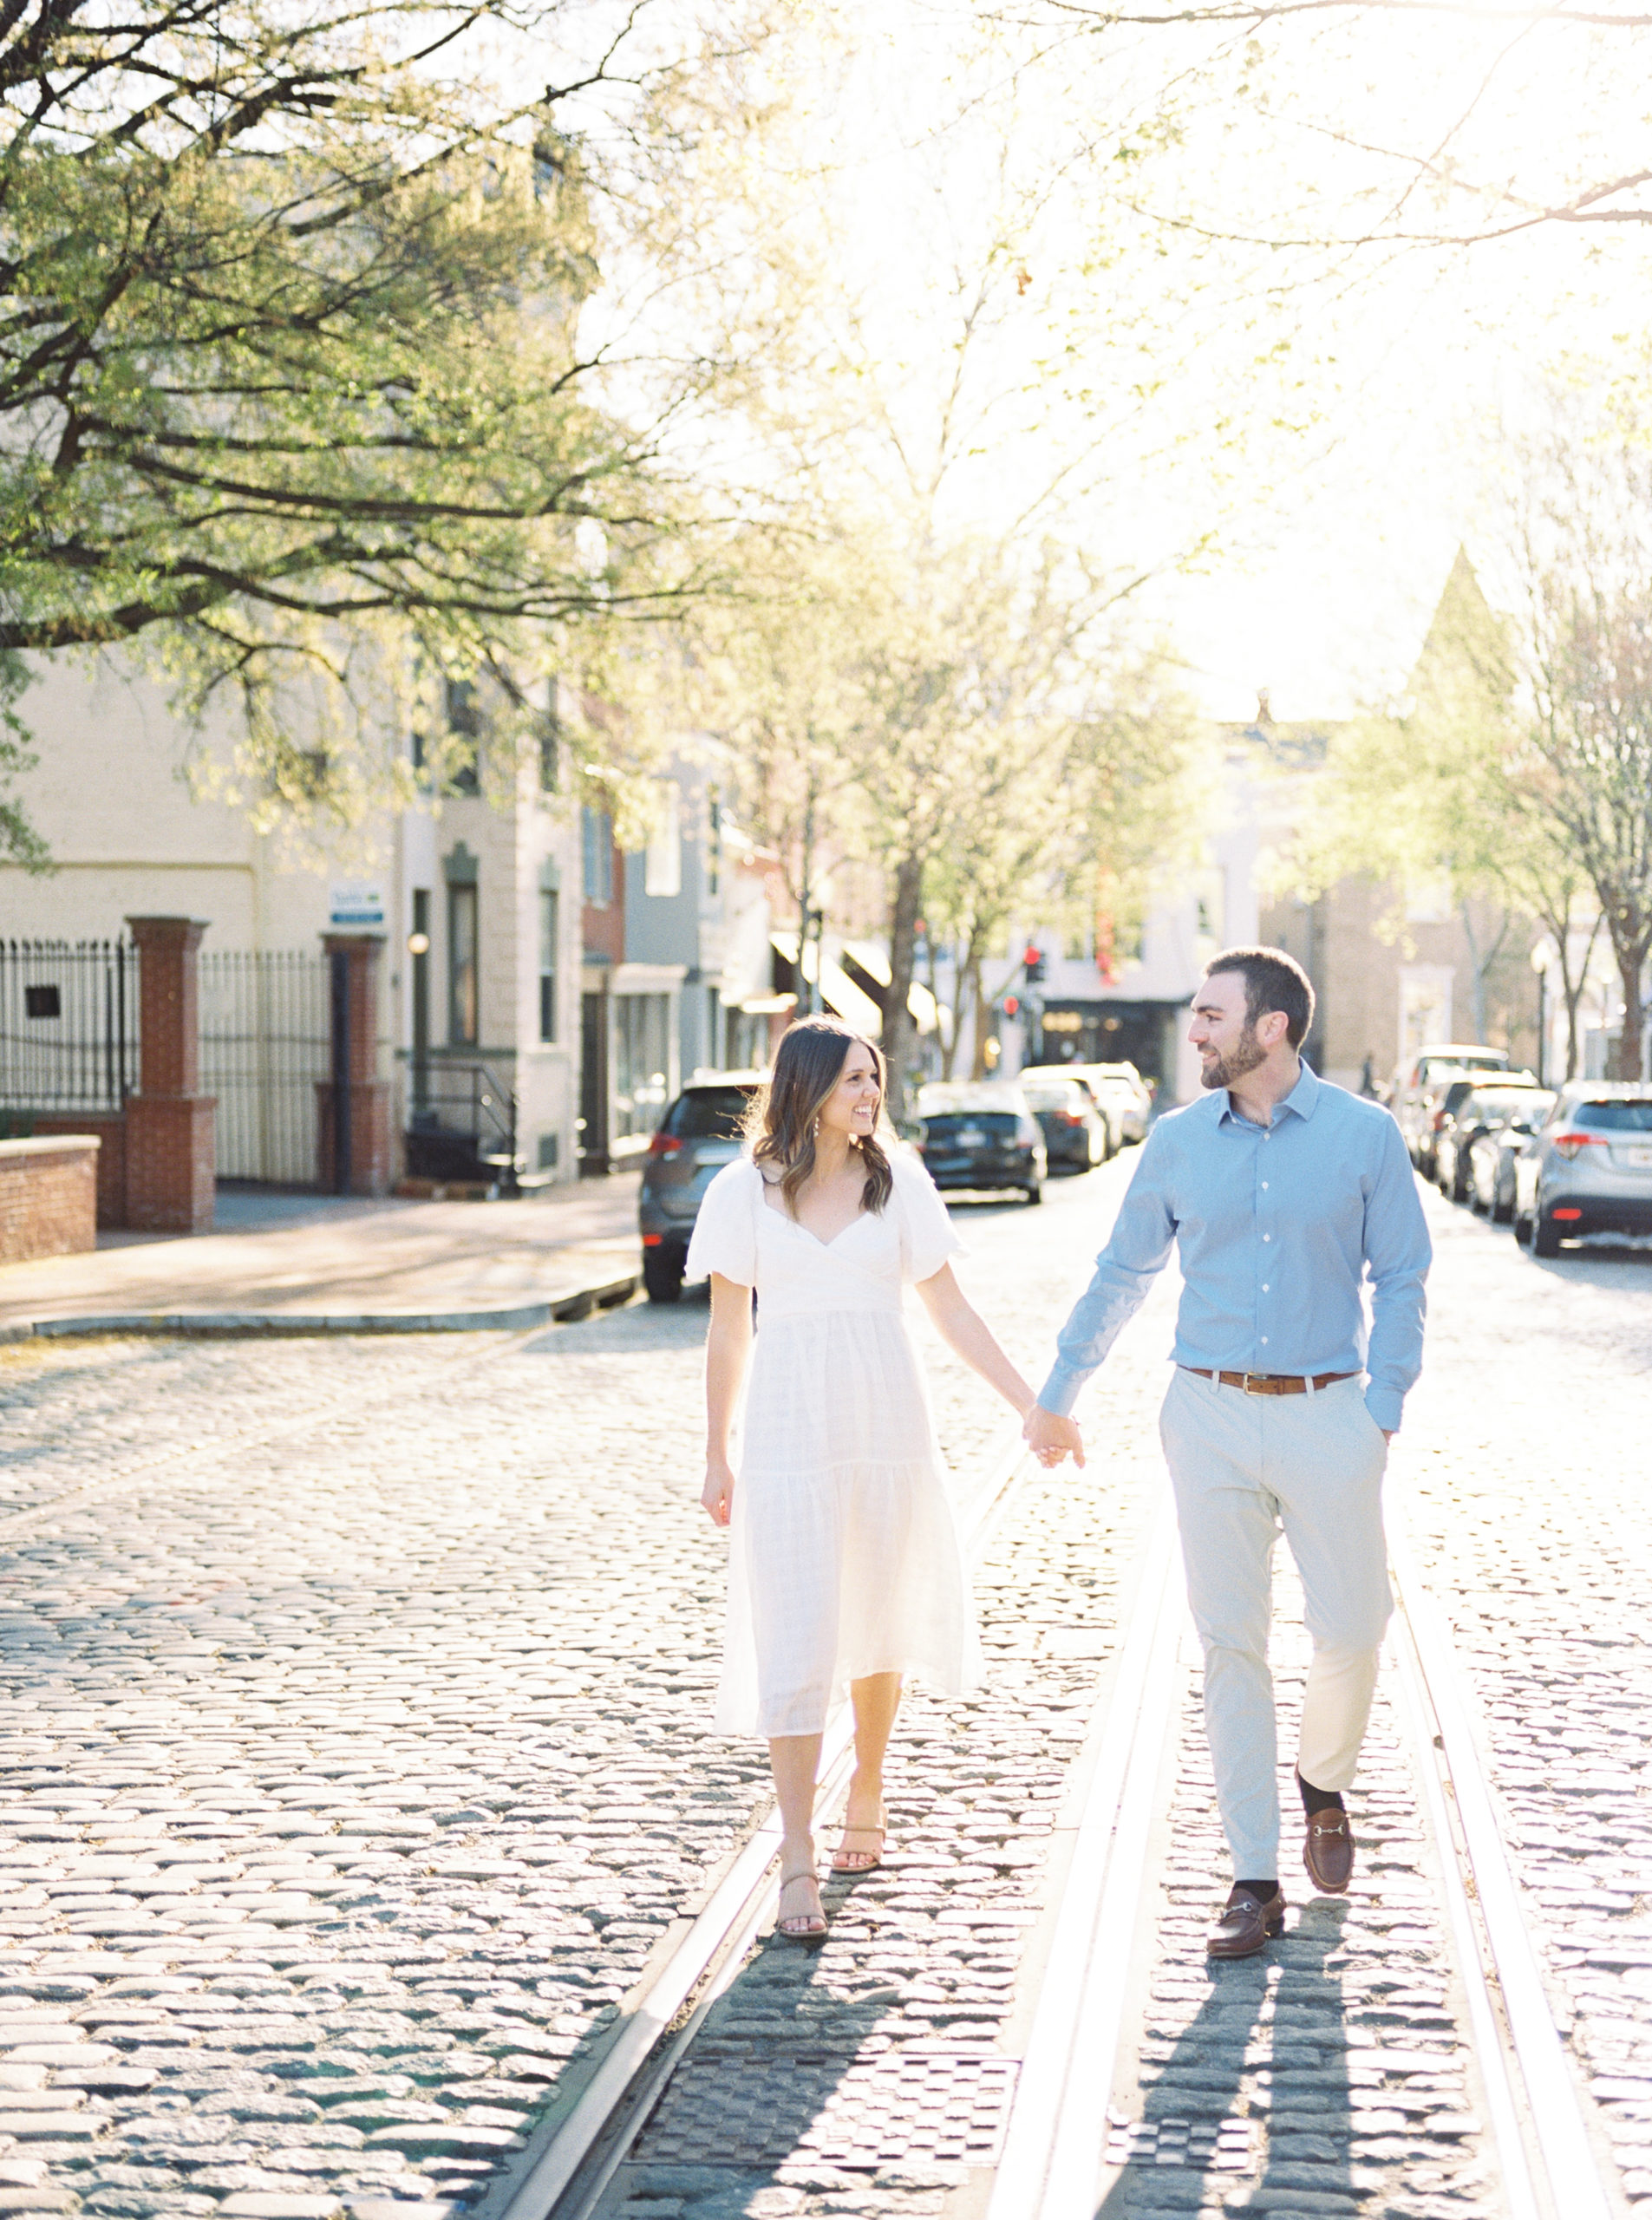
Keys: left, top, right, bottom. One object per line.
{"left": 1206, "top": 1886, "right": 1285, "bottom": 1958}
{"left": 1303, "top": 1808, "right": 1354, "bottom": 1894}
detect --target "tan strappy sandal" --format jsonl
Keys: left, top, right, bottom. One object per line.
{"left": 776, "top": 1864, "right": 827, "bottom": 1946}
{"left": 831, "top": 1810, "right": 886, "bottom": 1874}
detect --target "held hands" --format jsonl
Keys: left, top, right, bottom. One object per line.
{"left": 1023, "top": 1403, "right": 1085, "bottom": 1470}
{"left": 702, "top": 1454, "right": 736, "bottom": 1528}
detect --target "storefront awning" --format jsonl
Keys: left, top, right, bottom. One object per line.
{"left": 843, "top": 941, "right": 939, "bottom": 1037}
{"left": 770, "top": 932, "right": 885, "bottom": 1038}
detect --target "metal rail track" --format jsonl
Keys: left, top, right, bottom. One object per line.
{"left": 487, "top": 1419, "right": 1039, "bottom": 2220}
{"left": 987, "top": 1487, "right": 1621, "bottom": 2220}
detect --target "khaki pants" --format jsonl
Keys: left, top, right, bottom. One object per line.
{"left": 1159, "top": 1366, "right": 1393, "bottom": 1880}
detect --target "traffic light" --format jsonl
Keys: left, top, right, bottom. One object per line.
{"left": 1022, "top": 944, "right": 1046, "bottom": 984}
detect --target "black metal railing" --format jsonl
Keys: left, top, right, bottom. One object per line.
{"left": 199, "top": 950, "right": 331, "bottom": 1186}
{"left": 0, "top": 937, "right": 139, "bottom": 1113}
{"left": 402, "top": 1048, "right": 519, "bottom": 1187}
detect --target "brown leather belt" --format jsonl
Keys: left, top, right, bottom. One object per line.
{"left": 1181, "top": 1367, "right": 1360, "bottom": 1397}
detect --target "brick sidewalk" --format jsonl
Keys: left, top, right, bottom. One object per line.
{"left": 0, "top": 1177, "right": 641, "bottom": 1335}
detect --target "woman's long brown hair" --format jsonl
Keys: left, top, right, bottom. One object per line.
{"left": 747, "top": 1016, "right": 895, "bottom": 1218}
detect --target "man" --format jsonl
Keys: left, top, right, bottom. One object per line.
{"left": 1025, "top": 947, "right": 1430, "bottom": 1958}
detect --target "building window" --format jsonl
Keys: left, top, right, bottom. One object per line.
{"left": 644, "top": 780, "right": 682, "bottom": 898}
{"left": 446, "top": 677, "right": 480, "bottom": 794}
{"left": 614, "top": 992, "right": 670, "bottom": 1140}
{"left": 582, "top": 805, "right": 613, "bottom": 904}
{"left": 448, "top": 881, "right": 478, "bottom": 1044}
{"left": 539, "top": 887, "right": 558, "bottom": 1042}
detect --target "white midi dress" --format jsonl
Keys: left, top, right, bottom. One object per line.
{"left": 685, "top": 1151, "right": 983, "bottom": 1737}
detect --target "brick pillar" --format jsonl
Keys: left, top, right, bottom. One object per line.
{"left": 124, "top": 916, "right": 216, "bottom": 1233}
{"left": 317, "top": 934, "right": 392, "bottom": 1196}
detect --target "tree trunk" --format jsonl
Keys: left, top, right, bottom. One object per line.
{"left": 939, "top": 936, "right": 968, "bottom": 1081}
{"left": 1615, "top": 940, "right": 1646, "bottom": 1081}
{"left": 882, "top": 851, "right": 925, "bottom": 1123}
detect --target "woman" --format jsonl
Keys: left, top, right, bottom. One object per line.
{"left": 687, "top": 1016, "right": 1048, "bottom": 1943}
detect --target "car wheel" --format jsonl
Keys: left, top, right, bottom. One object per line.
{"left": 643, "top": 1249, "right": 685, "bottom": 1303}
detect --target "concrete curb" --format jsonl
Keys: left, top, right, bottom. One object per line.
{"left": 0, "top": 1270, "right": 641, "bottom": 1343}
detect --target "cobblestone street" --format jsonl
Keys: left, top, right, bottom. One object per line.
{"left": 0, "top": 1159, "right": 1647, "bottom": 2219}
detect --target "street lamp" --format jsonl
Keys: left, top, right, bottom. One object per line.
{"left": 1530, "top": 938, "right": 1552, "bottom": 1087}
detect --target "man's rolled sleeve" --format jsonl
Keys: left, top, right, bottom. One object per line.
{"left": 1362, "top": 1117, "right": 1432, "bottom": 1434}
{"left": 1037, "top": 1141, "right": 1177, "bottom": 1414}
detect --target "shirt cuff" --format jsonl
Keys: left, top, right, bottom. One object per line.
{"left": 1038, "top": 1361, "right": 1087, "bottom": 1418}
{"left": 1364, "top": 1384, "right": 1403, "bottom": 1434}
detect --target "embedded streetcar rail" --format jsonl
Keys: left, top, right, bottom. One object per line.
{"left": 985, "top": 1487, "right": 1622, "bottom": 2220}
{"left": 489, "top": 1420, "right": 1038, "bottom": 2220}
{"left": 1388, "top": 1511, "right": 1617, "bottom": 2220}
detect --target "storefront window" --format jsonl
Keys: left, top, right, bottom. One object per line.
{"left": 614, "top": 993, "right": 670, "bottom": 1139}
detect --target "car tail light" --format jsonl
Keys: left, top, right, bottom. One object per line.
{"left": 1551, "top": 1133, "right": 1607, "bottom": 1160}
{"left": 648, "top": 1133, "right": 683, "bottom": 1159}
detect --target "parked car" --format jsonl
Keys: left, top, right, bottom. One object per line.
{"left": 1433, "top": 1077, "right": 1547, "bottom": 1202}
{"left": 913, "top": 1082, "right": 1046, "bottom": 1204}
{"left": 1080, "top": 1061, "right": 1152, "bottom": 1145}
{"left": 1394, "top": 1044, "right": 1512, "bottom": 1172}
{"left": 638, "top": 1073, "right": 763, "bottom": 1303}
{"left": 1021, "top": 1065, "right": 1117, "bottom": 1156}
{"left": 1019, "top": 1075, "right": 1110, "bottom": 1173}
{"left": 1512, "top": 1083, "right": 1652, "bottom": 1256}
{"left": 1466, "top": 1093, "right": 1554, "bottom": 1220}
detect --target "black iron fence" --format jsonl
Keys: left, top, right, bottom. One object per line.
{"left": 199, "top": 950, "right": 331, "bottom": 1186}
{"left": 0, "top": 937, "right": 139, "bottom": 1113}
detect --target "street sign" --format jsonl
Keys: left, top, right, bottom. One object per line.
{"left": 329, "top": 882, "right": 385, "bottom": 929}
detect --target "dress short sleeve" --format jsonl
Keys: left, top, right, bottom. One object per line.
{"left": 891, "top": 1150, "right": 963, "bottom": 1284}
{"left": 686, "top": 1159, "right": 759, "bottom": 1287}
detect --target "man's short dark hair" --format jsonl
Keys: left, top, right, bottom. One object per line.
{"left": 1205, "top": 945, "right": 1316, "bottom": 1050}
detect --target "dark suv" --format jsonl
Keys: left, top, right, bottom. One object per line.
{"left": 637, "top": 1074, "right": 762, "bottom": 1303}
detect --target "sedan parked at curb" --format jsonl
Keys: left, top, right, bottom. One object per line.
{"left": 1020, "top": 1075, "right": 1110, "bottom": 1173}
{"left": 1021, "top": 1065, "right": 1118, "bottom": 1156}
{"left": 1512, "top": 1083, "right": 1652, "bottom": 1257}
{"left": 914, "top": 1083, "right": 1047, "bottom": 1205}
{"left": 638, "top": 1073, "right": 763, "bottom": 1303}
{"left": 1433, "top": 1077, "right": 1546, "bottom": 1202}
{"left": 1466, "top": 1094, "right": 1555, "bottom": 1221}
{"left": 1394, "top": 1043, "right": 1512, "bottom": 1174}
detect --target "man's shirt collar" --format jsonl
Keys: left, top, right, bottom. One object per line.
{"left": 1219, "top": 1057, "right": 1320, "bottom": 1129}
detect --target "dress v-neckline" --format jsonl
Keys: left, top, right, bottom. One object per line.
{"left": 761, "top": 1192, "right": 868, "bottom": 1250}
{"left": 755, "top": 1168, "right": 869, "bottom": 1250}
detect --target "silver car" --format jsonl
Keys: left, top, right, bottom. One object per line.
{"left": 1511, "top": 1082, "right": 1652, "bottom": 1256}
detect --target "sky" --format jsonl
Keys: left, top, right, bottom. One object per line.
{"left": 533, "top": 0, "right": 1652, "bottom": 726}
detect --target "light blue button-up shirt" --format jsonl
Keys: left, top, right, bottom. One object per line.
{"left": 1037, "top": 1061, "right": 1431, "bottom": 1433}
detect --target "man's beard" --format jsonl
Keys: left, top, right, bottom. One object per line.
{"left": 1199, "top": 1024, "right": 1268, "bottom": 1091}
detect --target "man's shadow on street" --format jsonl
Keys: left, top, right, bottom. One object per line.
{"left": 1095, "top": 1897, "right": 1355, "bottom": 2214}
